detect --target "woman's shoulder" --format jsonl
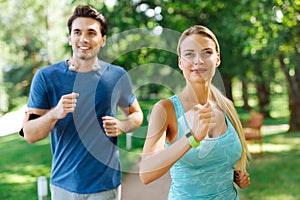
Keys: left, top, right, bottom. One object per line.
{"left": 153, "top": 98, "right": 175, "bottom": 113}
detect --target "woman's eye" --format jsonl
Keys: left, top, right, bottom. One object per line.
{"left": 202, "top": 51, "right": 212, "bottom": 57}
{"left": 184, "top": 53, "right": 194, "bottom": 57}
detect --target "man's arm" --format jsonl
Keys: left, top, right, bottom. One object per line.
{"left": 102, "top": 99, "right": 143, "bottom": 136}
{"left": 22, "top": 93, "right": 79, "bottom": 144}
{"left": 22, "top": 108, "right": 57, "bottom": 144}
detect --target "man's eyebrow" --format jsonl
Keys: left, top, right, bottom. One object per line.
{"left": 87, "top": 28, "right": 97, "bottom": 32}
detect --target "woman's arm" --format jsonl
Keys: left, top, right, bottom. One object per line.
{"left": 140, "top": 100, "right": 215, "bottom": 184}
{"left": 139, "top": 100, "right": 192, "bottom": 184}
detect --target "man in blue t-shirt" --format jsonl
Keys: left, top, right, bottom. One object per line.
{"left": 20, "top": 5, "right": 143, "bottom": 200}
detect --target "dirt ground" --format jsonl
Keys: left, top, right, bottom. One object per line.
{"left": 121, "top": 161, "right": 171, "bottom": 200}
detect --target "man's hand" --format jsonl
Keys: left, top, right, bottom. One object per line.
{"left": 234, "top": 170, "right": 250, "bottom": 189}
{"left": 102, "top": 116, "right": 123, "bottom": 137}
{"left": 51, "top": 93, "right": 79, "bottom": 120}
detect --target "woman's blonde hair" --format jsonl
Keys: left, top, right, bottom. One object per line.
{"left": 177, "top": 25, "right": 220, "bottom": 55}
{"left": 178, "top": 25, "right": 250, "bottom": 171}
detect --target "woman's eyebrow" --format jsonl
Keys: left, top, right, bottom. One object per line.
{"left": 201, "top": 47, "right": 213, "bottom": 51}
{"left": 182, "top": 49, "right": 195, "bottom": 52}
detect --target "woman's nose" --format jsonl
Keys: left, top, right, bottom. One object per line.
{"left": 194, "top": 54, "right": 203, "bottom": 65}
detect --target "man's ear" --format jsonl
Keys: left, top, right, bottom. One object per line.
{"left": 68, "top": 36, "right": 72, "bottom": 46}
{"left": 101, "top": 35, "right": 107, "bottom": 47}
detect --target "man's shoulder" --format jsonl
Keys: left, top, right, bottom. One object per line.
{"left": 100, "top": 60, "right": 126, "bottom": 73}
{"left": 36, "top": 61, "right": 66, "bottom": 74}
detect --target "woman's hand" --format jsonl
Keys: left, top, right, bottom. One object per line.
{"left": 234, "top": 170, "right": 250, "bottom": 189}
{"left": 186, "top": 102, "right": 215, "bottom": 142}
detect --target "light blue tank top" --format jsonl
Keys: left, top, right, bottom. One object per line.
{"left": 167, "top": 95, "right": 242, "bottom": 200}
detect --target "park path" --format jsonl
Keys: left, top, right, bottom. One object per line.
{"left": 0, "top": 105, "right": 26, "bottom": 136}
{"left": 121, "top": 159, "right": 171, "bottom": 200}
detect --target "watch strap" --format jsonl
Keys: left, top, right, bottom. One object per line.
{"left": 185, "top": 131, "right": 200, "bottom": 148}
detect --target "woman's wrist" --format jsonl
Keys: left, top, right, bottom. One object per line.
{"left": 185, "top": 130, "right": 200, "bottom": 148}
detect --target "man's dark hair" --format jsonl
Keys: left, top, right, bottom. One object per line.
{"left": 67, "top": 5, "right": 108, "bottom": 36}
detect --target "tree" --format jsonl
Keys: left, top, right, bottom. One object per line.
{"left": 272, "top": 0, "right": 300, "bottom": 132}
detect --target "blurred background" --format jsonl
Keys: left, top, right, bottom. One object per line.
{"left": 0, "top": 0, "right": 299, "bottom": 199}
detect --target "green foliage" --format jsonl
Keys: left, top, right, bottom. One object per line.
{"left": 0, "top": 0, "right": 299, "bottom": 127}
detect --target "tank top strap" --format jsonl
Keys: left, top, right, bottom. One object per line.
{"left": 169, "top": 95, "right": 191, "bottom": 138}
{"left": 169, "top": 95, "right": 184, "bottom": 119}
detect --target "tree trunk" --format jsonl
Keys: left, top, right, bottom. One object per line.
{"left": 278, "top": 53, "right": 300, "bottom": 132}
{"left": 241, "top": 79, "right": 250, "bottom": 110}
{"left": 222, "top": 73, "right": 233, "bottom": 101}
{"left": 256, "top": 81, "right": 271, "bottom": 118}
{"left": 254, "top": 63, "right": 271, "bottom": 117}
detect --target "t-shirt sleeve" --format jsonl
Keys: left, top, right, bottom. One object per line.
{"left": 115, "top": 70, "right": 136, "bottom": 108}
{"left": 27, "top": 70, "right": 50, "bottom": 109}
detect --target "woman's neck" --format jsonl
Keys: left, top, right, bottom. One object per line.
{"left": 181, "top": 82, "right": 211, "bottom": 106}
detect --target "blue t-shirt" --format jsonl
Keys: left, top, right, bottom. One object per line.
{"left": 167, "top": 95, "right": 242, "bottom": 200}
{"left": 28, "top": 60, "right": 135, "bottom": 194}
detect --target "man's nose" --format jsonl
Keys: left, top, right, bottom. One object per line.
{"left": 80, "top": 34, "right": 88, "bottom": 42}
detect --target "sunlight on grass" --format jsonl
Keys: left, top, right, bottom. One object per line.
{"left": 262, "top": 124, "right": 289, "bottom": 135}
{"left": 264, "top": 194, "right": 295, "bottom": 200}
{"left": 247, "top": 143, "right": 292, "bottom": 153}
{"left": 0, "top": 173, "right": 36, "bottom": 184}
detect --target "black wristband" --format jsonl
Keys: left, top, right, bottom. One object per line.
{"left": 19, "top": 113, "right": 41, "bottom": 137}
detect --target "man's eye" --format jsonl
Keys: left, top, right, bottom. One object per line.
{"left": 89, "top": 32, "right": 96, "bottom": 36}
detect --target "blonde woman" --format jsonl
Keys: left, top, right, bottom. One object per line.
{"left": 140, "top": 25, "right": 250, "bottom": 200}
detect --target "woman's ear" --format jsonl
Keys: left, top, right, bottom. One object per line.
{"left": 216, "top": 53, "right": 221, "bottom": 67}
{"left": 178, "top": 57, "right": 183, "bottom": 70}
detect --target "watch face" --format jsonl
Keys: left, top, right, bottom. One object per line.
{"left": 185, "top": 131, "right": 193, "bottom": 138}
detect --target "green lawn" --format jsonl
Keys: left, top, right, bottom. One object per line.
{"left": 239, "top": 131, "right": 300, "bottom": 200}
{"left": 0, "top": 101, "right": 299, "bottom": 200}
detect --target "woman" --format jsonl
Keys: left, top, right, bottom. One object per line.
{"left": 140, "top": 25, "right": 250, "bottom": 200}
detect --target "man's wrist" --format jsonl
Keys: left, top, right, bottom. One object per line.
{"left": 185, "top": 130, "right": 200, "bottom": 148}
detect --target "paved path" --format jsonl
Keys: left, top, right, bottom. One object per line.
{"left": 0, "top": 105, "right": 26, "bottom": 136}
{"left": 121, "top": 159, "right": 171, "bottom": 200}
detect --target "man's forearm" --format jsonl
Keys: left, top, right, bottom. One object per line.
{"left": 118, "top": 111, "right": 143, "bottom": 133}
{"left": 23, "top": 110, "right": 58, "bottom": 144}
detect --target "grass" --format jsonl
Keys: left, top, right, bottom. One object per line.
{"left": 0, "top": 99, "right": 299, "bottom": 199}
{"left": 0, "top": 134, "right": 52, "bottom": 200}
{"left": 239, "top": 131, "right": 300, "bottom": 200}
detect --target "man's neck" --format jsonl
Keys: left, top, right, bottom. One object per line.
{"left": 68, "top": 58, "right": 100, "bottom": 72}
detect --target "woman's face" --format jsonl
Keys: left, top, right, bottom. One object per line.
{"left": 178, "top": 34, "right": 220, "bottom": 83}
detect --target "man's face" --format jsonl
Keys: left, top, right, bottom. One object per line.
{"left": 69, "top": 17, "right": 106, "bottom": 61}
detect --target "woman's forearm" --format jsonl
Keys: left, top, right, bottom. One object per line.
{"left": 140, "top": 136, "right": 191, "bottom": 184}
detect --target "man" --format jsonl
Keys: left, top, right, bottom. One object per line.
{"left": 20, "top": 5, "right": 143, "bottom": 200}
